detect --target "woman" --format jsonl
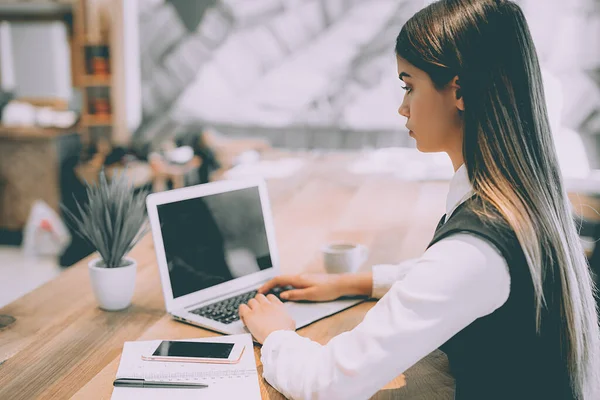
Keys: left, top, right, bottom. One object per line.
{"left": 238, "top": 1, "right": 600, "bottom": 399}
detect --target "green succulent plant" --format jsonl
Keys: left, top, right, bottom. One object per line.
{"left": 62, "top": 169, "right": 149, "bottom": 268}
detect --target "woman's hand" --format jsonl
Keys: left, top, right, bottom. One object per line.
{"left": 258, "top": 273, "right": 368, "bottom": 302}
{"left": 238, "top": 294, "right": 295, "bottom": 344}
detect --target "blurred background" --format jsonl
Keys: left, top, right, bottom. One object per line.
{"left": 0, "top": 0, "right": 599, "bottom": 307}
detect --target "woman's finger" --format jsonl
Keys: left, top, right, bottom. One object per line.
{"left": 257, "top": 277, "right": 282, "bottom": 294}
{"left": 282, "top": 287, "right": 317, "bottom": 301}
{"left": 238, "top": 303, "right": 250, "bottom": 319}
{"left": 247, "top": 298, "right": 259, "bottom": 309}
{"left": 258, "top": 276, "right": 294, "bottom": 293}
{"left": 266, "top": 294, "right": 282, "bottom": 304}
{"left": 255, "top": 293, "right": 269, "bottom": 304}
{"left": 258, "top": 275, "right": 305, "bottom": 294}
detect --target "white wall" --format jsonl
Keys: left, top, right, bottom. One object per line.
{"left": 0, "top": 21, "right": 16, "bottom": 91}
{"left": 8, "top": 21, "right": 72, "bottom": 100}
{"left": 111, "top": 0, "right": 142, "bottom": 144}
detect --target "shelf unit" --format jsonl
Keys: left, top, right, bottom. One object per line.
{"left": 0, "top": 0, "right": 136, "bottom": 148}
{"left": 0, "top": 1, "right": 76, "bottom": 112}
{"left": 72, "top": 0, "right": 114, "bottom": 145}
{"left": 81, "top": 75, "right": 111, "bottom": 86}
{"left": 81, "top": 114, "right": 112, "bottom": 126}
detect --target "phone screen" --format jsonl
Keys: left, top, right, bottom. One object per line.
{"left": 152, "top": 341, "right": 234, "bottom": 359}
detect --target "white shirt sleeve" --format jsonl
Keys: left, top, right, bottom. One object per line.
{"left": 371, "top": 258, "right": 418, "bottom": 299}
{"left": 260, "top": 233, "right": 511, "bottom": 400}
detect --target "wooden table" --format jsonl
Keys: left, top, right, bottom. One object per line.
{"left": 0, "top": 151, "right": 456, "bottom": 399}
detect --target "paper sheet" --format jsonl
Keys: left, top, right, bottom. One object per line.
{"left": 111, "top": 334, "right": 261, "bottom": 400}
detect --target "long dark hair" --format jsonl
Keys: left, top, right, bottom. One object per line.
{"left": 395, "top": 1, "right": 599, "bottom": 398}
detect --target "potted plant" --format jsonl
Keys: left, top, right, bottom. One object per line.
{"left": 62, "top": 169, "right": 148, "bottom": 311}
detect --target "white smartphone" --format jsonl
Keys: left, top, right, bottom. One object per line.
{"left": 141, "top": 340, "right": 245, "bottom": 364}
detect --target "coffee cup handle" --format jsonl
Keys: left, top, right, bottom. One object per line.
{"left": 358, "top": 244, "right": 369, "bottom": 264}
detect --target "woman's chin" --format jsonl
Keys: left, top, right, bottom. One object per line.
{"left": 411, "top": 132, "right": 434, "bottom": 153}
{"left": 414, "top": 141, "right": 435, "bottom": 153}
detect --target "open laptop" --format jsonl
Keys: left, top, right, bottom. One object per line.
{"left": 146, "top": 178, "right": 364, "bottom": 337}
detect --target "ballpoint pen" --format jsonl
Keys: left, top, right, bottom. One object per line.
{"left": 113, "top": 378, "right": 209, "bottom": 389}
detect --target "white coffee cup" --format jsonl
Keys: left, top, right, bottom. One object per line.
{"left": 322, "top": 242, "right": 369, "bottom": 274}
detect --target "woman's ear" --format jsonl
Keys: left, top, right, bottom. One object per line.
{"left": 453, "top": 76, "right": 464, "bottom": 112}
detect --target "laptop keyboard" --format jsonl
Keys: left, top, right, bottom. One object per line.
{"left": 189, "top": 286, "right": 293, "bottom": 325}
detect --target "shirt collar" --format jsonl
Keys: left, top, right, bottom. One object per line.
{"left": 445, "top": 164, "right": 474, "bottom": 222}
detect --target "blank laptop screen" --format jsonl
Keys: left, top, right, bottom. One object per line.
{"left": 157, "top": 186, "right": 273, "bottom": 299}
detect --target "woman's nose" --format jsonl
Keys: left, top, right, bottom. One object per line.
{"left": 398, "top": 104, "right": 409, "bottom": 118}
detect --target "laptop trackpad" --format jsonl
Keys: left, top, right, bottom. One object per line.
{"left": 284, "top": 299, "right": 363, "bottom": 327}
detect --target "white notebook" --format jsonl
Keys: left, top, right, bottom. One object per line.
{"left": 111, "top": 333, "right": 261, "bottom": 400}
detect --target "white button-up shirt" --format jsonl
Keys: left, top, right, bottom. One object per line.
{"left": 260, "top": 164, "right": 511, "bottom": 400}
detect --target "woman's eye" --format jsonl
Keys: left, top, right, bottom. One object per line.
{"left": 401, "top": 85, "right": 412, "bottom": 93}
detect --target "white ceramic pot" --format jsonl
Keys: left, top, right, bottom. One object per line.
{"left": 88, "top": 257, "right": 137, "bottom": 311}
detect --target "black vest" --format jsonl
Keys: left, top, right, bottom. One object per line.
{"left": 428, "top": 196, "right": 573, "bottom": 400}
